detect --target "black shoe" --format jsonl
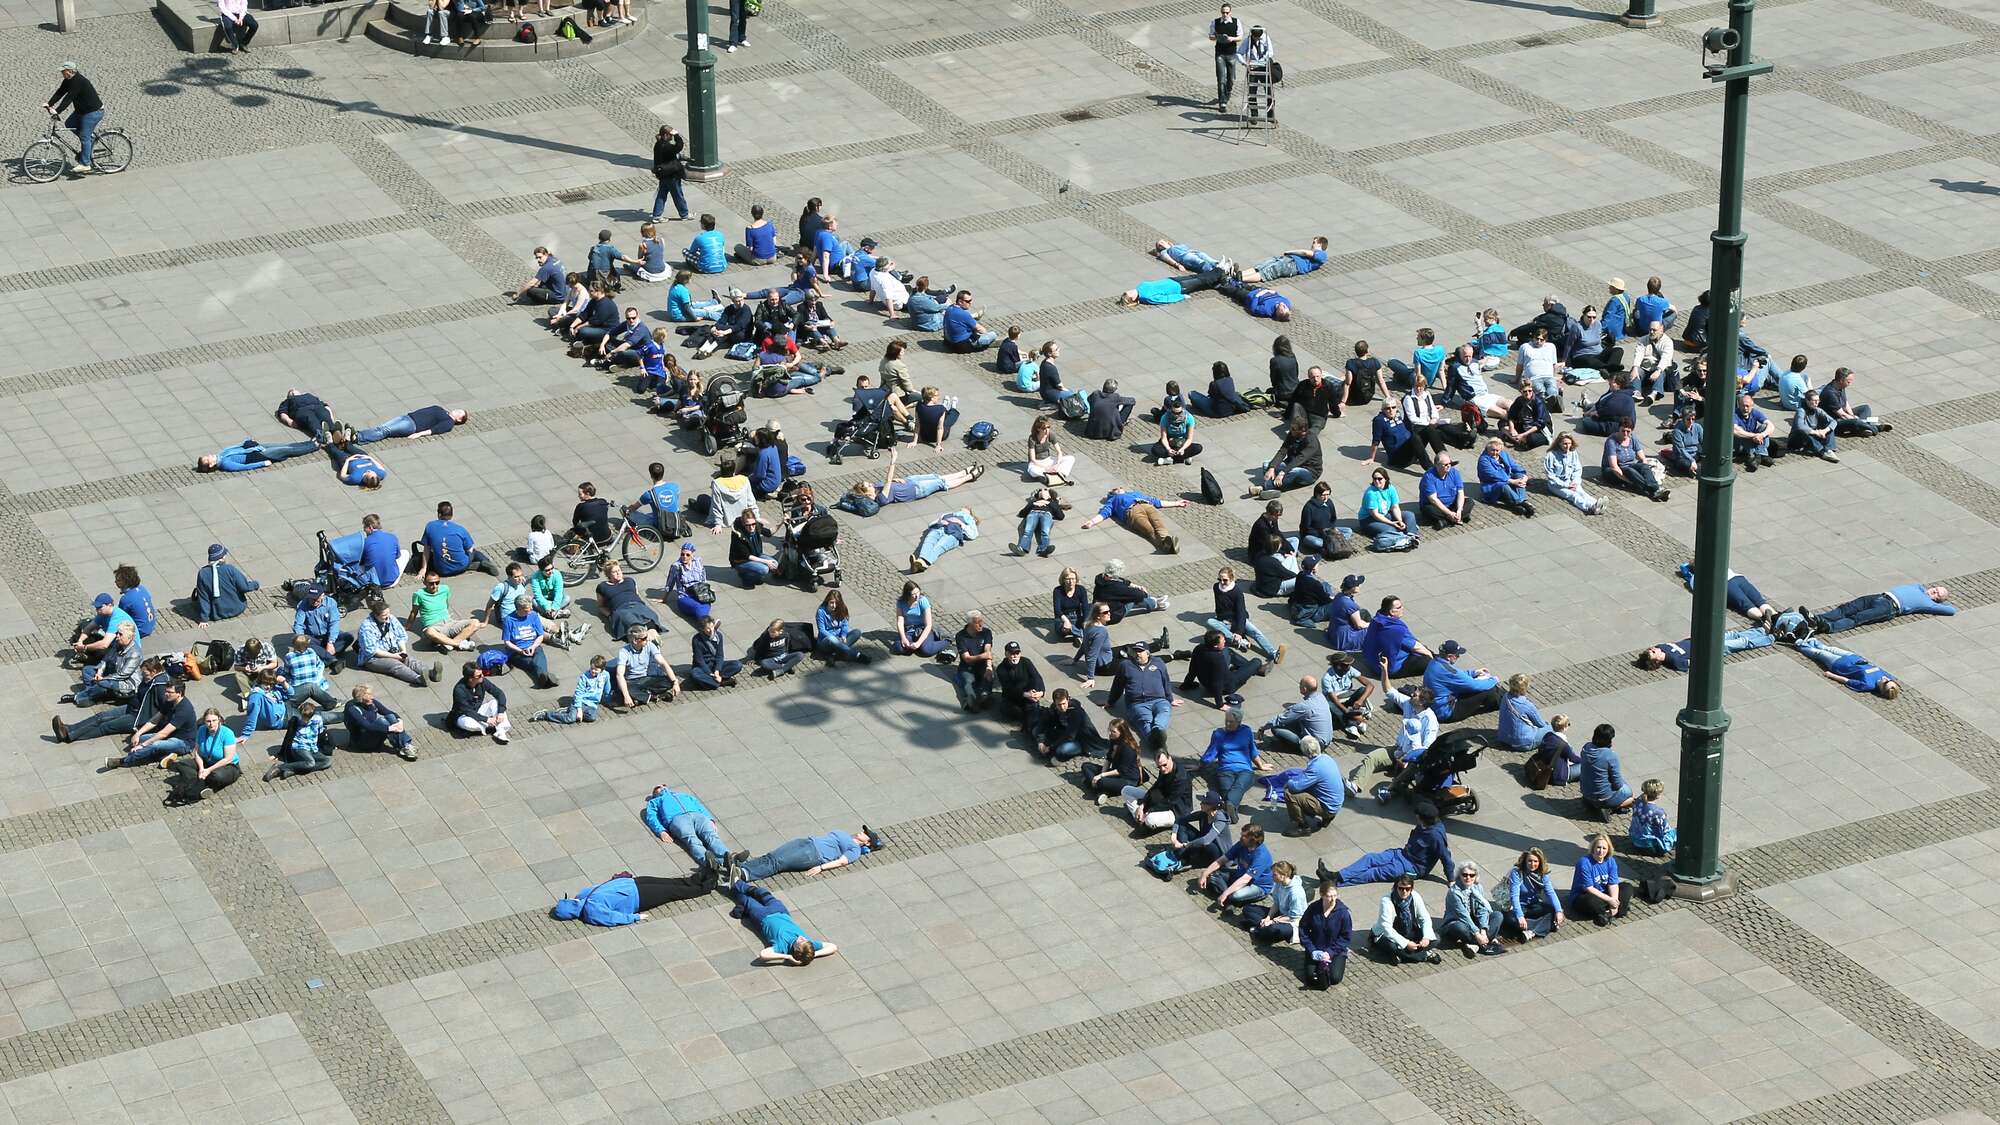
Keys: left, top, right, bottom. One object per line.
{"left": 1316, "top": 860, "right": 1335, "bottom": 886}
{"left": 51, "top": 717, "right": 69, "bottom": 743}
{"left": 57, "top": 693, "right": 74, "bottom": 704}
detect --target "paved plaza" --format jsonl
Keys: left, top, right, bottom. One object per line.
{"left": 0, "top": 0, "right": 1997, "bottom": 1121}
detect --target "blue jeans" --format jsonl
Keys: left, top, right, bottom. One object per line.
{"left": 547, "top": 702, "right": 600, "bottom": 724}
{"left": 736, "top": 560, "right": 771, "bottom": 587}
{"left": 948, "top": 331, "right": 997, "bottom": 352}
{"left": 1216, "top": 768, "right": 1256, "bottom": 811}
{"left": 896, "top": 633, "right": 948, "bottom": 656}
{"left": 1127, "top": 698, "right": 1171, "bottom": 742}
{"left": 1793, "top": 637, "right": 1858, "bottom": 672}
{"left": 1204, "top": 616, "right": 1278, "bottom": 659}
{"left": 123, "top": 736, "right": 188, "bottom": 768}
{"left": 784, "top": 368, "right": 823, "bottom": 393}
{"left": 1018, "top": 511, "right": 1053, "bottom": 553}
{"left": 651, "top": 178, "right": 689, "bottom": 221}
{"left": 1277, "top": 466, "right": 1316, "bottom": 490}
{"left": 506, "top": 647, "right": 550, "bottom": 683}
{"left": 1249, "top": 254, "right": 1304, "bottom": 280}
{"left": 729, "top": 880, "right": 791, "bottom": 937}
{"left": 742, "top": 838, "right": 822, "bottom": 881}
{"left": 1724, "top": 627, "right": 1774, "bottom": 654}
{"left": 69, "top": 109, "right": 103, "bottom": 167}
{"left": 74, "top": 670, "right": 126, "bottom": 706}
{"left": 1441, "top": 903, "right": 1505, "bottom": 946}
{"left": 666, "top": 811, "right": 729, "bottom": 866}
{"left": 747, "top": 286, "right": 808, "bottom": 307}
{"left": 917, "top": 526, "right": 968, "bottom": 565}
{"left": 1482, "top": 482, "right": 1528, "bottom": 506}
{"left": 1166, "top": 244, "right": 1222, "bottom": 272}
{"left": 815, "top": 634, "right": 861, "bottom": 662}
{"left": 1293, "top": 603, "right": 1338, "bottom": 626}
{"left": 68, "top": 708, "right": 137, "bottom": 741}
{"left": 1736, "top": 432, "right": 1770, "bottom": 458}
{"left": 1204, "top": 870, "right": 1266, "bottom": 905}
{"left": 356, "top": 414, "right": 418, "bottom": 442}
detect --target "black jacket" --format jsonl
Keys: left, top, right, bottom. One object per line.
{"left": 450, "top": 678, "right": 505, "bottom": 724}
{"left": 1181, "top": 645, "right": 1249, "bottom": 708}
{"left": 49, "top": 74, "right": 101, "bottom": 116}
{"left": 996, "top": 657, "right": 1045, "bottom": 708}
{"left": 1084, "top": 393, "right": 1132, "bottom": 440}
{"left": 1269, "top": 354, "right": 1299, "bottom": 400}
{"left": 1298, "top": 497, "right": 1337, "bottom": 541}
{"left": 343, "top": 699, "right": 403, "bottom": 753}
{"left": 1203, "top": 374, "right": 1252, "bottom": 417}
{"left": 1038, "top": 701, "right": 1098, "bottom": 747}
{"left": 1287, "top": 378, "right": 1340, "bottom": 425}
{"left": 652, "top": 132, "right": 685, "bottom": 180}
{"left": 1271, "top": 431, "right": 1324, "bottom": 479}
{"left": 1211, "top": 583, "right": 1250, "bottom": 634}
{"left": 1092, "top": 574, "right": 1147, "bottom": 607}
{"left": 1052, "top": 583, "right": 1090, "bottom": 631}
{"left": 1143, "top": 762, "right": 1194, "bottom": 815}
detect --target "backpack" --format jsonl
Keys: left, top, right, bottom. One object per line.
{"left": 556, "top": 14, "right": 589, "bottom": 40}
{"left": 199, "top": 639, "right": 237, "bottom": 676}
{"left": 476, "top": 647, "right": 510, "bottom": 673}
{"left": 726, "top": 341, "right": 757, "bottom": 361}
{"left": 833, "top": 491, "right": 880, "bottom": 517}
{"left": 964, "top": 421, "right": 998, "bottom": 450}
{"left": 1241, "top": 386, "right": 1274, "bottom": 409}
{"left": 1638, "top": 875, "right": 1672, "bottom": 905}
{"left": 1198, "top": 468, "right": 1224, "bottom": 506}
{"left": 1524, "top": 753, "right": 1552, "bottom": 791}
{"left": 1058, "top": 394, "right": 1089, "bottom": 420}
{"left": 1370, "top": 530, "right": 1418, "bottom": 553}
{"left": 514, "top": 20, "right": 535, "bottom": 41}
{"left": 1145, "top": 849, "right": 1187, "bottom": 878}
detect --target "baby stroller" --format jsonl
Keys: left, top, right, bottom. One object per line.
{"left": 826, "top": 396, "right": 903, "bottom": 464}
{"left": 285, "top": 530, "right": 379, "bottom": 609}
{"left": 1373, "top": 728, "right": 1487, "bottom": 817}
{"left": 697, "top": 372, "right": 751, "bottom": 456}
{"left": 777, "top": 512, "right": 841, "bottom": 590}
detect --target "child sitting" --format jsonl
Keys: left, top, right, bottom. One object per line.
{"left": 242, "top": 670, "right": 288, "bottom": 735}
{"left": 996, "top": 326, "right": 1023, "bottom": 376}
{"left": 525, "top": 515, "right": 555, "bottom": 567}
{"left": 1629, "top": 778, "right": 1676, "bottom": 855}
{"left": 535, "top": 655, "right": 611, "bottom": 724}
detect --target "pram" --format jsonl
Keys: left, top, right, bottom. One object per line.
{"left": 285, "top": 530, "right": 379, "bottom": 609}
{"left": 1372, "top": 728, "right": 1487, "bottom": 817}
{"left": 777, "top": 511, "right": 841, "bottom": 590}
{"left": 826, "top": 395, "right": 905, "bottom": 464}
{"left": 697, "top": 372, "right": 751, "bottom": 456}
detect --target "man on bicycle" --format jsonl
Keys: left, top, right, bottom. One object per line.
{"left": 44, "top": 63, "right": 103, "bottom": 175}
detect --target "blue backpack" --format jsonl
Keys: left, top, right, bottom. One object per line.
{"left": 1145, "top": 849, "right": 1187, "bottom": 878}
{"left": 964, "top": 421, "right": 998, "bottom": 450}
{"left": 476, "top": 647, "right": 510, "bottom": 673}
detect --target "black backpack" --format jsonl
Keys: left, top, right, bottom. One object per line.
{"left": 515, "top": 20, "right": 536, "bottom": 41}
{"left": 1199, "top": 468, "right": 1224, "bottom": 505}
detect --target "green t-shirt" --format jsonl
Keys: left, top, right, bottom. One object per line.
{"left": 531, "top": 570, "right": 566, "bottom": 612}
{"left": 412, "top": 586, "right": 451, "bottom": 628}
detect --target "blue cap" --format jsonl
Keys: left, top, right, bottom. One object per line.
{"left": 93, "top": 593, "right": 114, "bottom": 608}
{"left": 550, "top": 898, "right": 582, "bottom": 921}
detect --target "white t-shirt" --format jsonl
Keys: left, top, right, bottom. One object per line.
{"left": 871, "top": 271, "right": 909, "bottom": 308}
{"left": 1518, "top": 341, "right": 1558, "bottom": 382}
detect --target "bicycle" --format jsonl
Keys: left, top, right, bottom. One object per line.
{"left": 555, "top": 505, "right": 666, "bottom": 584}
{"left": 21, "top": 112, "right": 135, "bottom": 184}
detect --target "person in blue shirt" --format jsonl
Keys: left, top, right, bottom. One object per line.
{"left": 1200, "top": 823, "right": 1275, "bottom": 909}
{"left": 512, "top": 246, "right": 569, "bottom": 305}
{"left": 353, "top": 404, "right": 467, "bottom": 443}
{"left": 740, "top": 826, "right": 880, "bottom": 881}
{"left": 291, "top": 584, "right": 352, "bottom": 667}
{"left": 1776, "top": 354, "right": 1811, "bottom": 410}
{"left": 643, "top": 785, "right": 742, "bottom": 873}
{"left": 1577, "top": 724, "right": 1633, "bottom": 814}
{"left": 1417, "top": 456, "right": 1471, "bottom": 529}
{"left": 1475, "top": 439, "right": 1535, "bottom": 517}
{"left": 110, "top": 566, "right": 157, "bottom": 640}
{"left": 1810, "top": 582, "right": 1955, "bottom": 635}
{"left": 1359, "top": 595, "right": 1431, "bottom": 678}
{"left": 1471, "top": 308, "right": 1510, "bottom": 363}
{"left": 1199, "top": 707, "right": 1265, "bottom": 817}
{"left": 1790, "top": 388, "right": 1840, "bottom": 462}
{"left": 1385, "top": 327, "right": 1446, "bottom": 391}
{"left": 1325, "top": 801, "right": 1456, "bottom": 886}
{"left": 811, "top": 216, "right": 854, "bottom": 280}
{"left": 1235, "top": 236, "right": 1329, "bottom": 283}
{"left": 1282, "top": 742, "right": 1345, "bottom": 836}
{"left": 551, "top": 867, "right": 719, "bottom": 927}
{"left": 905, "top": 278, "right": 950, "bottom": 331}
{"left": 1632, "top": 276, "right": 1676, "bottom": 335}
{"left": 1732, "top": 394, "right": 1774, "bottom": 469}
{"left": 747, "top": 250, "right": 820, "bottom": 308}
{"left": 1660, "top": 411, "right": 1703, "bottom": 475}
{"left": 1496, "top": 673, "right": 1552, "bottom": 751}
{"left": 1792, "top": 638, "right": 1900, "bottom": 697}
{"left": 730, "top": 880, "right": 839, "bottom": 965}
{"left": 632, "top": 223, "right": 669, "bottom": 282}
{"left": 194, "top": 436, "right": 322, "bottom": 473}
{"left": 1635, "top": 626, "right": 1775, "bottom": 671}
{"left": 357, "top": 516, "right": 404, "bottom": 589}
{"left": 1601, "top": 277, "right": 1635, "bottom": 339}
{"left": 499, "top": 595, "right": 557, "bottom": 689}
{"left": 1219, "top": 276, "right": 1292, "bottom": 321}
{"left": 1569, "top": 834, "right": 1628, "bottom": 925}
{"left": 585, "top": 228, "right": 628, "bottom": 288}
{"left": 326, "top": 435, "right": 387, "bottom": 489}
{"left": 734, "top": 204, "right": 779, "bottom": 265}
{"left": 413, "top": 501, "right": 499, "bottom": 577}
{"left": 941, "top": 290, "right": 996, "bottom": 352}
{"left": 1078, "top": 487, "right": 1190, "bottom": 553}
{"left": 1421, "top": 641, "right": 1502, "bottom": 722}
{"left": 682, "top": 213, "right": 728, "bottom": 274}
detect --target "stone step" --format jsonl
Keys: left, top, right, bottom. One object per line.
{"left": 363, "top": 6, "right": 642, "bottom": 59}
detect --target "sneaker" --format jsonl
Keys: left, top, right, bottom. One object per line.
{"left": 856, "top": 653, "right": 872, "bottom": 664}
{"left": 909, "top": 554, "right": 927, "bottom": 573}
{"left": 946, "top": 395, "right": 959, "bottom": 412}
{"left": 1275, "top": 643, "right": 1287, "bottom": 665}
{"left": 725, "top": 43, "right": 736, "bottom": 51}
{"left": 428, "top": 663, "right": 442, "bottom": 682}
{"left": 421, "top": 34, "right": 435, "bottom": 43}
{"left": 493, "top": 729, "right": 510, "bottom": 745}
{"left": 57, "top": 693, "right": 74, "bottom": 704}
{"left": 1819, "top": 452, "right": 1839, "bottom": 463}
{"left": 197, "top": 787, "right": 215, "bottom": 801}
{"left": 1741, "top": 459, "right": 1757, "bottom": 473}
{"left": 1344, "top": 779, "right": 1361, "bottom": 798}
{"left": 531, "top": 709, "right": 551, "bottom": 722}
{"left": 1095, "top": 793, "right": 1118, "bottom": 808}
{"left": 936, "top": 652, "right": 956, "bottom": 665}
{"left": 104, "top": 756, "right": 121, "bottom": 771}
{"left": 1036, "top": 546, "right": 1055, "bottom": 557}
{"left": 1425, "top": 949, "right": 1443, "bottom": 964}
{"left": 439, "top": 36, "right": 454, "bottom": 44}
{"left": 1157, "top": 596, "right": 1170, "bottom": 610}
{"left": 1480, "top": 942, "right": 1507, "bottom": 956}
{"left": 1161, "top": 535, "right": 1180, "bottom": 554}
{"left": 1155, "top": 456, "right": 1172, "bottom": 466}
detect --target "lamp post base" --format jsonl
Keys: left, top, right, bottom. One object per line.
{"left": 1621, "top": 12, "right": 1663, "bottom": 26}
{"left": 682, "top": 164, "right": 728, "bottom": 183}
{"left": 1670, "top": 870, "right": 1737, "bottom": 902}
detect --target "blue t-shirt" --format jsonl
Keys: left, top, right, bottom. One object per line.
{"left": 1326, "top": 593, "right": 1365, "bottom": 651}
{"left": 1736, "top": 406, "right": 1768, "bottom": 434}
{"left": 360, "top": 531, "right": 401, "bottom": 588}
{"left": 811, "top": 830, "right": 861, "bottom": 864}
{"left": 502, "top": 610, "right": 544, "bottom": 649}
{"left": 898, "top": 596, "right": 931, "bottom": 633}
{"left": 745, "top": 223, "right": 778, "bottom": 260}
{"left": 341, "top": 454, "right": 386, "bottom": 486}
{"left": 1419, "top": 467, "right": 1463, "bottom": 505}
{"left": 1224, "top": 841, "right": 1276, "bottom": 892}
{"left": 1412, "top": 344, "right": 1446, "bottom": 382}
{"left": 1829, "top": 654, "right": 1890, "bottom": 692}
{"left": 421, "top": 519, "right": 477, "bottom": 576}
{"left": 640, "top": 237, "right": 666, "bottom": 274}
{"left": 686, "top": 229, "right": 727, "bottom": 273}
{"left": 118, "top": 587, "right": 157, "bottom": 638}
{"left": 759, "top": 909, "right": 824, "bottom": 955}
{"left": 1244, "top": 290, "right": 1289, "bottom": 318}
{"left": 1633, "top": 294, "right": 1671, "bottom": 333}
{"left": 813, "top": 229, "right": 843, "bottom": 263}
{"left": 638, "top": 338, "right": 667, "bottom": 380}
{"left": 1287, "top": 248, "right": 1327, "bottom": 274}
{"left": 942, "top": 304, "right": 978, "bottom": 343}
{"left": 1135, "top": 279, "right": 1186, "bottom": 305}
{"left": 667, "top": 283, "right": 694, "bottom": 321}
{"left": 534, "top": 258, "right": 569, "bottom": 300}
{"left": 850, "top": 248, "right": 877, "bottom": 283}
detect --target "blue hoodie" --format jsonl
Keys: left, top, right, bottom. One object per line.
{"left": 551, "top": 879, "right": 642, "bottom": 926}
{"left": 1422, "top": 659, "right": 1496, "bottom": 721}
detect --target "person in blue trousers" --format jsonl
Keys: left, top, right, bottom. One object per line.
{"left": 731, "top": 881, "right": 840, "bottom": 965}
{"left": 1675, "top": 562, "right": 1777, "bottom": 626}
{"left": 642, "top": 786, "right": 743, "bottom": 874}
{"left": 740, "top": 827, "right": 881, "bottom": 881}
{"left": 1323, "top": 801, "right": 1456, "bottom": 887}
{"left": 1635, "top": 627, "right": 1774, "bottom": 671}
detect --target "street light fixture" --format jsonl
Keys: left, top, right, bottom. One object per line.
{"left": 1673, "top": 0, "right": 1773, "bottom": 902}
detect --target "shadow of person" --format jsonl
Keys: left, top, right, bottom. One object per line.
{"left": 1931, "top": 177, "right": 2000, "bottom": 196}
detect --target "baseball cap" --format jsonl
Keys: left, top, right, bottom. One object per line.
{"left": 1438, "top": 640, "right": 1467, "bottom": 657}
{"left": 92, "top": 593, "right": 114, "bottom": 608}
{"left": 727, "top": 287, "right": 746, "bottom": 299}
{"left": 301, "top": 583, "right": 323, "bottom": 598}
{"left": 1004, "top": 641, "right": 1021, "bottom": 654}
{"left": 1340, "top": 573, "right": 1364, "bottom": 589}
{"left": 1200, "top": 790, "right": 1223, "bottom": 807}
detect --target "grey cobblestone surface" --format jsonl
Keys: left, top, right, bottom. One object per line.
{"left": 0, "top": 0, "right": 1998, "bottom": 1122}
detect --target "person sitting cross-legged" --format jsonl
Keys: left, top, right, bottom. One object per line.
{"left": 1199, "top": 822, "right": 1275, "bottom": 913}
{"left": 1370, "top": 873, "right": 1443, "bottom": 964}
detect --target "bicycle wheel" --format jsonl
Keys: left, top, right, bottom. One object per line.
{"left": 19, "top": 138, "right": 64, "bottom": 183}
{"left": 621, "top": 524, "right": 666, "bottom": 573}
{"left": 556, "top": 538, "right": 597, "bottom": 586}
{"left": 91, "top": 130, "right": 134, "bottom": 175}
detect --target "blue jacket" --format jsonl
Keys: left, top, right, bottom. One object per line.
{"left": 1360, "top": 615, "right": 1419, "bottom": 676}
{"left": 643, "top": 789, "right": 713, "bottom": 834}
{"left": 1118, "top": 657, "right": 1174, "bottom": 704}
{"left": 751, "top": 445, "right": 783, "bottom": 495}
{"left": 1299, "top": 898, "right": 1352, "bottom": 959}
{"left": 192, "top": 561, "right": 258, "bottom": 622}
{"left": 360, "top": 530, "right": 401, "bottom": 588}
{"left": 1496, "top": 692, "right": 1551, "bottom": 750}
{"left": 293, "top": 599, "right": 341, "bottom": 646}
{"left": 1285, "top": 752, "right": 1345, "bottom": 815}
{"left": 1421, "top": 659, "right": 1497, "bottom": 721}
{"left": 1476, "top": 451, "right": 1526, "bottom": 498}
{"left": 551, "top": 878, "right": 643, "bottom": 926}
{"left": 1579, "top": 743, "right": 1625, "bottom": 806}
{"left": 1400, "top": 822, "right": 1456, "bottom": 880}
{"left": 1201, "top": 724, "right": 1258, "bottom": 774}
{"left": 1504, "top": 868, "right": 1563, "bottom": 922}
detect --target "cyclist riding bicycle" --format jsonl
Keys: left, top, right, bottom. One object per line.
{"left": 44, "top": 62, "right": 103, "bottom": 175}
